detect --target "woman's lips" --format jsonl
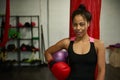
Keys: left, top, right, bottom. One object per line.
{"left": 76, "top": 31, "right": 82, "bottom": 35}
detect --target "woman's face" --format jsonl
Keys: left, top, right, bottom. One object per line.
{"left": 72, "top": 14, "right": 89, "bottom": 38}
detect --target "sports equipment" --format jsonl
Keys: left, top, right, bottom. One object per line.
{"left": 49, "top": 50, "right": 70, "bottom": 80}
{"left": 49, "top": 61, "right": 70, "bottom": 80}
{"left": 53, "top": 50, "right": 68, "bottom": 62}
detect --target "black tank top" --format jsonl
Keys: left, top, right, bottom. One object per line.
{"left": 67, "top": 41, "right": 97, "bottom": 80}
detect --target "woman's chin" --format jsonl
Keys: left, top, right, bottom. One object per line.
{"left": 76, "top": 35, "right": 83, "bottom": 38}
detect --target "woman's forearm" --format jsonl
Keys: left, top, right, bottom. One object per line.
{"left": 44, "top": 51, "right": 53, "bottom": 62}
{"left": 96, "top": 69, "right": 105, "bottom": 80}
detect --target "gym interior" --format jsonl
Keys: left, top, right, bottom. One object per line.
{"left": 0, "top": 0, "right": 120, "bottom": 80}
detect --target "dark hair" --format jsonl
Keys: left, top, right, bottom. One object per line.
{"left": 72, "top": 4, "right": 92, "bottom": 22}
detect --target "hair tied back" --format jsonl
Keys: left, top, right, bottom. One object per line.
{"left": 78, "top": 4, "right": 86, "bottom": 11}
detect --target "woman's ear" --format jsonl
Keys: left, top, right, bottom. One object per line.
{"left": 87, "top": 22, "right": 90, "bottom": 27}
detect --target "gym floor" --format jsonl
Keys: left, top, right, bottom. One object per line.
{"left": 0, "top": 64, "right": 120, "bottom": 80}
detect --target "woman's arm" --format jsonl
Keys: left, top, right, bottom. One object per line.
{"left": 44, "top": 38, "right": 69, "bottom": 62}
{"left": 96, "top": 40, "right": 106, "bottom": 80}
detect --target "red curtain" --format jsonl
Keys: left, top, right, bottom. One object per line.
{"left": 69, "top": 0, "right": 101, "bottom": 79}
{"left": 0, "top": 0, "right": 10, "bottom": 47}
{"left": 69, "top": 0, "right": 101, "bottom": 39}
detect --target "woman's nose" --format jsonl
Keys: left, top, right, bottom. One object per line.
{"left": 76, "top": 25, "right": 81, "bottom": 29}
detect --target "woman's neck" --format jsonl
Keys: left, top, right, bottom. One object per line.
{"left": 75, "top": 34, "right": 89, "bottom": 42}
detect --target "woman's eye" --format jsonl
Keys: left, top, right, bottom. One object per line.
{"left": 73, "top": 23, "right": 77, "bottom": 26}
{"left": 79, "top": 22, "right": 85, "bottom": 26}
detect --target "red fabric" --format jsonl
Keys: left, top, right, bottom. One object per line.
{"left": 0, "top": 0, "right": 10, "bottom": 47}
{"left": 69, "top": 0, "right": 101, "bottom": 79}
{"left": 69, "top": 0, "right": 101, "bottom": 39}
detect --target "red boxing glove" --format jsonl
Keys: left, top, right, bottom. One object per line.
{"left": 49, "top": 61, "right": 71, "bottom": 80}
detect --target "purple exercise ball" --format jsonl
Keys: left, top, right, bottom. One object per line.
{"left": 53, "top": 50, "right": 68, "bottom": 62}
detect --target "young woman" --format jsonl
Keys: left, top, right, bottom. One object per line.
{"left": 44, "top": 4, "right": 105, "bottom": 80}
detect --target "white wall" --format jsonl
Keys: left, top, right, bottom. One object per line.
{"left": 0, "top": 0, "right": 40, "bottom": 15}
{"left": 49, "top": 0, "right": 70, "bottom": 46}
{"left": 100, "top": 0, "right": 120, "bottom": 47}
{"left": 10, "top": 0, "right": 40, "bottom": 15}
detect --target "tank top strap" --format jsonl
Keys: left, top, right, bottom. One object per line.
{"left": 68, "top": 41, "right": 74, "bottom": 53}
{"left": 90, "top": 42, "right": 97, "bottom": 55}
{"left": 69, "top": 41, "right": 74, "bottom": 48}
{"left": 70, "top": 37, "right": 75, "bottom": 41}
{"left": 89, "top": 37, "right": 94, "bottom": 42}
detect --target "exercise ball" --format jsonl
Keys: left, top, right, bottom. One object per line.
{"left": 53, "top": 50, "right": 68, "bottom": 62}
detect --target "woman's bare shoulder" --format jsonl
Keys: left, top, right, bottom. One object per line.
{"left": 94, "top": 39, "right": 104, "bottom": 45}
{"left": 59, "top": 38, "right": 71, "bottom": 49}
{"left": 61, "top": 37, "right": 71, "bottom": 44}
{"left": 94, "top": 39, "right": 105, "bottom": 51}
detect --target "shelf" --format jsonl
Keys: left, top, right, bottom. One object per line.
{"left": 0, "top": 15, "right": 42, "bottom": 67}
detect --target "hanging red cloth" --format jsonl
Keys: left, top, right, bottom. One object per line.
{"left": 69, "top": 0, "right": 101, "bottom": 79}
{"left": 0, "top": 0, "right": 10, "bottom": 47}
